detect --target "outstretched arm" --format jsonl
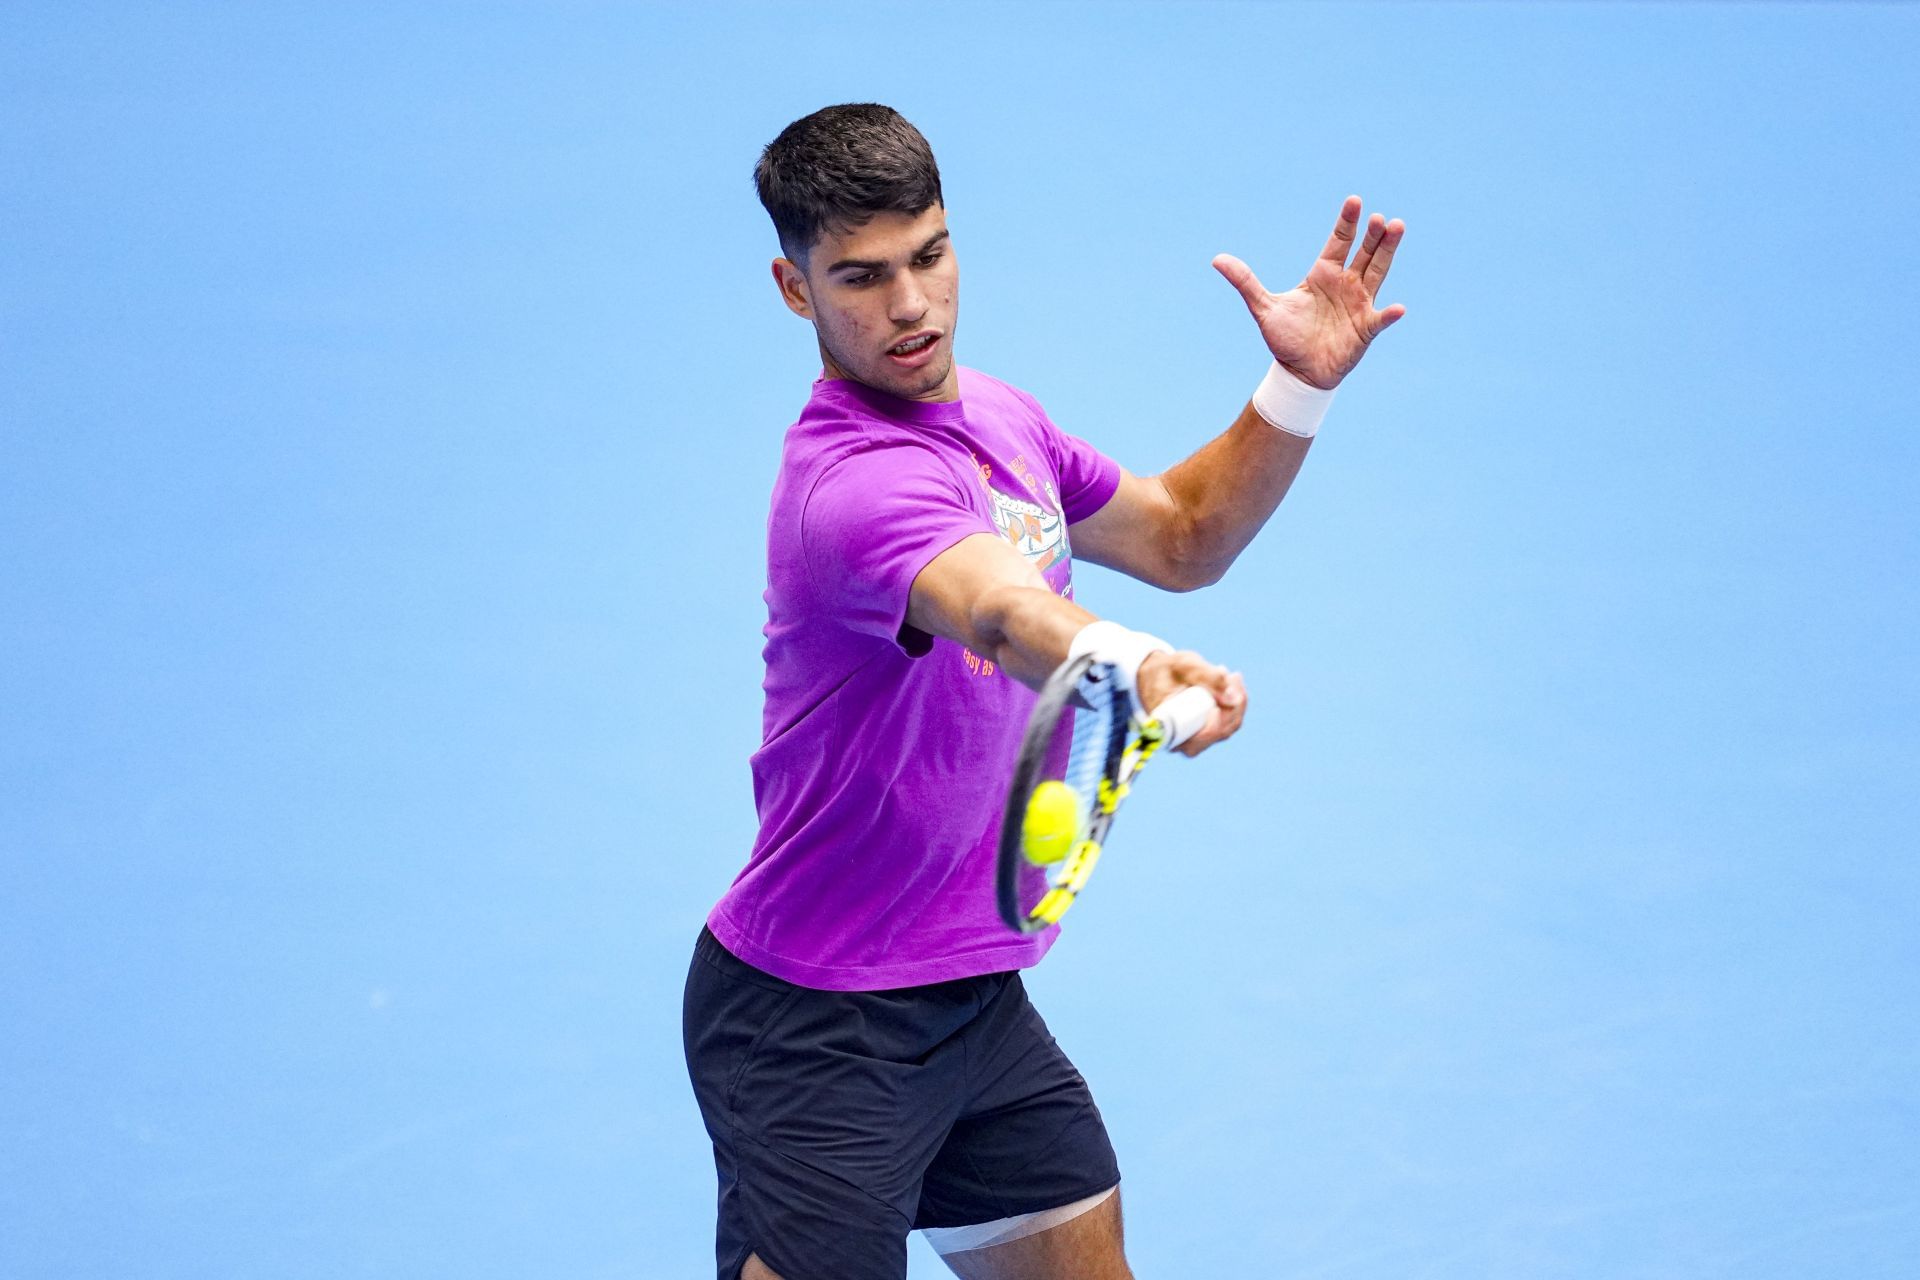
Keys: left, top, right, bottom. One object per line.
{"left": 1072, "top": 196, "right": 1407, "bottom": 591}
{"left": 905, "top": 533, "right": 1246, "bottom": 755}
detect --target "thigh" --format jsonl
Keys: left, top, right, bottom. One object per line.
{"left": 914, "top": 974, "right": 1121, "bottom": 1231}
{"left": 684, "top": 930, "right": 985, "bottom": 1280}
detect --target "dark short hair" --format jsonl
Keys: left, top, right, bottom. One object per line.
{"left": 754, "top": 104, "right": 944, "bottom": 264}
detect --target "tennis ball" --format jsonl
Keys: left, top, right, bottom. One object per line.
{"left": 1021, "top": 780, "right": 1081, "bottom": 865}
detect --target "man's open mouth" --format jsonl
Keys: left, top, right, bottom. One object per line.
{"left": 889, "top": 333, "right": 939, "bottom": 356}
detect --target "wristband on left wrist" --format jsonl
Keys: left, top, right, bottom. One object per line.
{"left": 1251, "top": 361, "right": 1336, "bottom": 438}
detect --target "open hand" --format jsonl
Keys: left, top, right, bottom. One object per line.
{"left": 1212, "top": 196, "right": 1407, "bottom": 391}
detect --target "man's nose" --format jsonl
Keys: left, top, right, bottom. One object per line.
{"left": 888, "top": 274, "right": 928, "bottom": 324}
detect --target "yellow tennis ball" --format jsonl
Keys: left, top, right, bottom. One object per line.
{"left": 1021, "top": 780, "right": 1082, "bottom": 865}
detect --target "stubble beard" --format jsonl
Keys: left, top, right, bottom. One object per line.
{"left": 818, "top": 325, "right": 955, "bottom": 403}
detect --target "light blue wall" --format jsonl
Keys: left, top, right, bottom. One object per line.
{"left": 4, "top": 3, "right": 1915, "bottom": 1276}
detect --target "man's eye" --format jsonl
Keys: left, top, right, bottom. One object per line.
{"left": 916, "top": 252, "right": 944, "bottom": 268}
{"left": 845, "top": 273, "right": 877, "bottom": 287}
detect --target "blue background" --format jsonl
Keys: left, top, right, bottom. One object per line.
{"left": 4, "top": 3, "right": 1915, "bottom": 1276}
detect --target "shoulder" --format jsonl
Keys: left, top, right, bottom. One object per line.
{"left": 957, "top": 368, "right": 1064, "bottom": 467}
{"left": 958, "top": 366, "right": 1048, "bottom": 420}
{"left": 800, "top": 439, "right": 974, "bottom": 532}
{"left": 782, "top": 385, "right": 947, "bottom": 482}
{"left": 813, "top": 437, "right": 957, "bottom": 486}
{"left": 957, "top": 368, "right": 1076, "bottom": 485}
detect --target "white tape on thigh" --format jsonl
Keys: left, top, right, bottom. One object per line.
{"left": 920, "top": 1185, "right": 1117, "bottom": 1256}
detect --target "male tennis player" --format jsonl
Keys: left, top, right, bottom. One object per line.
{"left": 685, "top": 104, "right": 1405, "bottom": 1280}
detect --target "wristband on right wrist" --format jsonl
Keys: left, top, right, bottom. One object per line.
{"left": 1067, "top": 619, "right": 1172, "bottom": 694}
{"left": 1251, "top": 361, "right": 1336, "bottom": 438}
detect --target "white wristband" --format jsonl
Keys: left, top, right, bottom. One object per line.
{"left": 1067, "top": 619, "right": 1171, "bottom": 694}
{"left": 1251, "top": 361, "right": 1335, "bottom": 438}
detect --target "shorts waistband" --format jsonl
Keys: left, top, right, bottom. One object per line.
{"left": 694, "top": 925, "right": 799, "bottom": 994}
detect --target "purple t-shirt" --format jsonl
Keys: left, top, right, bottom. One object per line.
{"left": 707, "top": 367, "right": 1121, "bottom": 991}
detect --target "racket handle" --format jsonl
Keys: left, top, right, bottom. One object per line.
{"left": 1149, "top": 685, "right": 1218, "bottom": 750}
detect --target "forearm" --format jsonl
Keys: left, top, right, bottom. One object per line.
{"left": 1159, "top": 192, "right": 1405, "bottom": 585}
{"left": 906, "top": 534, "right": 1100, "bottom": 688}
{"left": 1155, "top": 400, "right": 1313, "bottom": 586}
{"left": 905, "top": 534, "right": 1244, "bottom": 752}
{"left": 966, "top": 582, "right": 1097, "bottom": 688}
{"left": 974, "top": 591, "right": 1248, "bottom": 755}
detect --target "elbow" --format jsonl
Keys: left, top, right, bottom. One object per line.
{"left": 1158, "top": 558, "right": 1227, "bottom": 593}
{"left": 965, "top": 581, "right": 1025, "bottom": 649}
{"left": 1156, "top": 517, "right": 1229, "bottom": 592}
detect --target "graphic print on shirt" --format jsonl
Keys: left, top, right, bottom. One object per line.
{"left": 989, "top": 483, "right": 1067, "bottom": 572}
{"left": 972, "top": 451, "right": 1070, "bottom": 575}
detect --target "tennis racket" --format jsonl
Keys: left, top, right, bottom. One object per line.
{"left": 995, "top": 654, "right": 1216, "bottom": 933}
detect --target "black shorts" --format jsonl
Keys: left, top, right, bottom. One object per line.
{"left": 682, "top": 928, "right": 1120, "bottom": 1280}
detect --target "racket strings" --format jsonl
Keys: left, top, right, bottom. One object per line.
{"left": 1059, "top": 670, "right": 1121, "bottom": 835}
{"left": 998, "top": 657, "right": 1143, "bottom": 933}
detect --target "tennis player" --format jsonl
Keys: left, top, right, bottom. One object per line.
{"left": 685, "top": 104, "right": 1405, "bottom": 1280}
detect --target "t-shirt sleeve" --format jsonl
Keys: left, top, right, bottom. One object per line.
{"left": 800, "top": 444, "right": 990, "bottom": 655}
{"left": 1015, "top": 387, "right": 1121, "bottom": 522}
{"left": 1053, "top": 426, "right": 1122, "bottom": 523}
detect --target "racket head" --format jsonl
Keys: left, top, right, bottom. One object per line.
{"left": 996, "top": 654, "right": 1134, "bottom": 933}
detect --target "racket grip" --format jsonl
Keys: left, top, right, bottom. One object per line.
{"left": 1150, "top": 685, "right": 1218, "bottom": 750}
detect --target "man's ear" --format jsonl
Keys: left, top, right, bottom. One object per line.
{"left": 772, "top": 258, "right": 812, "bottom": 320}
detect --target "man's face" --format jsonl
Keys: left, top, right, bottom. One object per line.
{"left": 773, "top": 205, "right": 959, "bottom": 403}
